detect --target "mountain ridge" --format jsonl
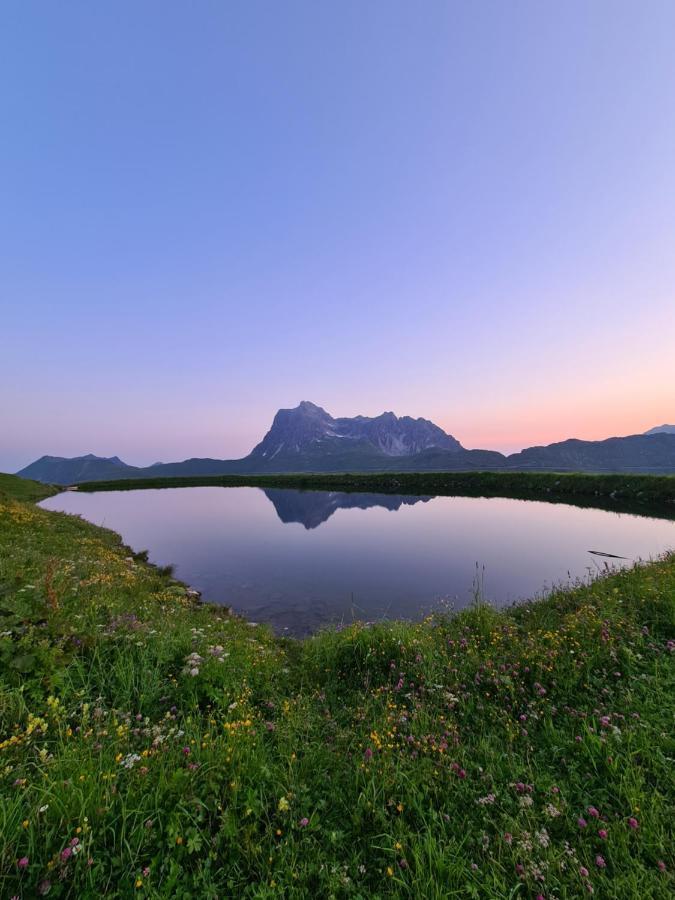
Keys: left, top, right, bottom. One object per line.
{"left": 15, "top": 404, "right": 675, "bottom": 483}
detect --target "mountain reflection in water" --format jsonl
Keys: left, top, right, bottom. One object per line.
{"left": 262, "top": 489, "right": 433, "bottom": 529}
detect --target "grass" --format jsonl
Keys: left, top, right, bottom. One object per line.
{"left": 0, "top": 471, "right": 673, "bottom": 898}
{"left": 76, "top": 471, "right": 675, "bottom": 520}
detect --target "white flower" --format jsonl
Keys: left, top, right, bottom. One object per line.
{"left": 536, "top": 828, "right": 550, "bottom": 848}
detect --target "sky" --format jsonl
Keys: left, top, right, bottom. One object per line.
{"left": 2, "top": 1, "right": 674, "bottom": 472}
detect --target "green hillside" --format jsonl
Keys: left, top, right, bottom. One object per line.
{"left": 0, "top": 474, "right": 673, "bottom": 897}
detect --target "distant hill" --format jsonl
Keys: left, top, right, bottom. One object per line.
{"left": 504, "top": 433, "right": 675, "bottom": 474}
{"left": 644, "top": 424, "right": 675, "bottom": 435}
{"left": 17, "top": 454, "right": 139, "bottom": 485}
{"left": 15, "top": 404, "right": 675, "bottom": 483}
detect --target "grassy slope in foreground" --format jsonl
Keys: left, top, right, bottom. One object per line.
{"left": 0, "top": 473, "right": 673, "bottom": 898}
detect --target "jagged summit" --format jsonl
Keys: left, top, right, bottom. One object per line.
{"left": 248, "top": 402, "right": 463, "bottom": 461}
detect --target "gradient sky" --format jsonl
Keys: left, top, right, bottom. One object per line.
{"left": 2, "top": 1, "right": 674, "bottom": 472}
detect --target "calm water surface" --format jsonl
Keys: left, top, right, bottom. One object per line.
{"left": 40, "top": 487, "right": 675, "bottom": 635}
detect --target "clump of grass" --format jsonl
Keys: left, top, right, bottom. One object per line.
{"left": 0, "top": 475, "right": 673, "bottom": 897}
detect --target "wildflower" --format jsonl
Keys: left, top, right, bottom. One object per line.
{"left": 182, "top": 746, "right": 191, "bottom": 755}
{"left": 143, "top": 867, "right": 150, "bottom": 876}
{"left": 135, "top": 879, "right": 143, "bottom": 889}
{"left": 61, "top": 848, "right": 73, "bottom": 861}
{"left": 598, "top": 829, "right": 608, "bottom": 839}
{"left": 299, "top": 817, "right": 309, "bottom": 827}
{"left": 175, "top": 836, "right": 183, "bottom": 845}
{"left": 578, "top": 817, "right": 587, "bottom": 829}
{"left": 588, "top": 806, "right": 600, "bottom": 818}
{"left": 657, "top": 861, "right": 666, "bottom": 872}
{"left": 503, "top": 833, "right": 513, "bottom": 845}
{"left": 17, "top": 857, "right": 29, "bottom": 869}
{"left": 38, "top": 880, "right": 51, "bottom": 895}
{"left": 580, "top": 866, "right": 589, "bottom": 877}
{"left": 386, "top": 866, "right": 394, "bottom": 877}
{"left": 278, "top": 797, "right": 290, "bottom": 812}
{"left": 22, "top": 820, "right": 29, "bottom": 828}
{"left": 364, "top": 747, "right": 373, "bottom": 761}
{"left": 627, "top": 817, "right": 638, "bottom": 830}
{"left": 595, "top": 855, "right": 606, "bottom": 869}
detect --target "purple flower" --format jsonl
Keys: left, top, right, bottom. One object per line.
{"left": 627, "top": 817, "right": 638, "bottom": 830}
{"left": 61, "top": 847, "right": 73, "bottom": 861}
{"left": 595, "top": 855, "right": 606, "bottom": 869}
{"left": 182, "top": 746, "right": 191, "bottom": 755}
{"left": 503, "top": 832, "right": 513, "bottom": 845}
{"left": 588, "top": 806, "right": 600, "bottom": 818}
{"left": 17, "top": 857, "right": 29, "bottom": 869}
{"left": 598, "top": 829, "right": 608, "bottom": 840}
{"left": 299, "top": 817, "right": 309, "bottom": 828}
{"left": 364, "top": 747, "right": 373, "bottom": 761}
{"left": 579, "top": 866, "right": 589, "bottom": 877}
{"left": 578, "top": 817, "right": 588, "bottom": 829}
{"left": 657, "top": 861, "right": 667, "bottom": 872}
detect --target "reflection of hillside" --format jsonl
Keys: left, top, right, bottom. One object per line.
{"left": 263, "top": 489, "right": 434, "bottom": 529}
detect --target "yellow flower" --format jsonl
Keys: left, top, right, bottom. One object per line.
{"left": 386, "top": 866, "right": 394, "bottom": 877}
{"left": 175, "top": 836, "right": 183, "bottom": 845}
{"left": 22, "top": 819, "right": 29, "bottom": 829}
{"left": 278, "top": 796, "right": 290, "bottom": 812}
{"left": 135, "top": 878, "right": 143, "bottom": 888}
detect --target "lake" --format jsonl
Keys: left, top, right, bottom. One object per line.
{"left": 40, "top": 487, "right": 675, "bottom": 635}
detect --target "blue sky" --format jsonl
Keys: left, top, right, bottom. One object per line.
{"left": 2, "top": 1, "right": 674, "bottom": 471}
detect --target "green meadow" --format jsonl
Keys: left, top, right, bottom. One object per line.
{"left": 0, "top": 472, "right": 673, "bottom": 898}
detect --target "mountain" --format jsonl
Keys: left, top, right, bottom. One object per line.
{"left": 15, "top": 404, "right": 675, "bottom": 483}
{"left": 17, "top": 454, "right": 139, "bottom": 484}
{"left": 249, "top": 401, "right": 463, "bottom": 461}
{"left": 505, "top": 433, "right": 675, "bottom": 473}
{"left": 645, "top": 424, "right": 675, "bottom": 435}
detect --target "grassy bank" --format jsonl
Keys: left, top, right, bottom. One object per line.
{"left": 76, "top": 471, "right": 675, "bottom": 518}
{"left": 0, "top": 473, "right": 673, "bottom": 898}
